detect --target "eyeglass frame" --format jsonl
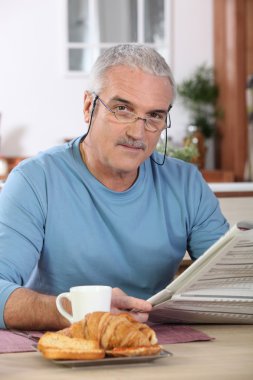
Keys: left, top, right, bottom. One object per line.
{"left": 93, "top": 93, "right": 172, "bottom": 133}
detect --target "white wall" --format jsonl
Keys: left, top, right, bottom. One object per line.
{"left": 0, "top": 0, "right": 213, "bottom": 157}
{"left": 171, "top": 0, "right": 213, "bottom": 144}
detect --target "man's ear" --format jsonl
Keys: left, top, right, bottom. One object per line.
{"left": 83, "top": 91, "right": 93, "bottom": 123}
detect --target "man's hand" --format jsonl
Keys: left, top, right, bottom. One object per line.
{"left": 110, "top": 287, "right": 152, "bottom": 323}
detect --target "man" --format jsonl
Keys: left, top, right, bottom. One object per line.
{"left": 0, "top": 44, "right": 228, "bottom": 330}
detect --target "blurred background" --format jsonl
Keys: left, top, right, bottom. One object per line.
{"left": 0, "top": 0, "right": 252, "bottom": 182}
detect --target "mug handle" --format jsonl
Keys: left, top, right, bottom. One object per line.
{"left": 56, "top": 292, "right": 73, "bottom": 323}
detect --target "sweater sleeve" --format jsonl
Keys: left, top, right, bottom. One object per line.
{"left": 0, "top": 166, "right": 46, "bottom": 328}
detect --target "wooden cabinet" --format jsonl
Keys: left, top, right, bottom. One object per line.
{"left": 214, "top": 0, "right": 253, "bottom": 181}
{"left": 201, "top": 169, "right": 234, "bottom": 183}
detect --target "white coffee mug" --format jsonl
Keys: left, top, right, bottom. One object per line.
{"left": 56, "top": 285, "right": 112, "bottom": 323}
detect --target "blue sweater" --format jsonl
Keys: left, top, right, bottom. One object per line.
{"left": 0, "top": 137, "right": 228, "bottom": 328}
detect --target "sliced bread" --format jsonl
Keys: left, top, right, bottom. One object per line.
{"left": 38, "top": 332, "right": 105, "bottom": 360}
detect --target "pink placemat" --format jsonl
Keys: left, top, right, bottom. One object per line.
{"left": 0, "top": 330, "right": 43, "bottom": 353}
{"left": 152, "top": 324, "right": 214, "bottom": 344}
{"left": 0, "top": 325, "right": 213, "bottom": 354}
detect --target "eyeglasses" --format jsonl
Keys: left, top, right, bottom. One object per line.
{"left": 95, "top": 93, "right": 172, "bottom": 133}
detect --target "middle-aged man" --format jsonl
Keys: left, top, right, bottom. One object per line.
{"left": 0, "top": 44, "right": 229, "bottom": 330}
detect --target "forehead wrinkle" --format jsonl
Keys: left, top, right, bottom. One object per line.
{"left": 109, "top": 96, "right": 133, "bottom": 105}
{"left": 108, "top": 95, "right": 168, "bottom": 114}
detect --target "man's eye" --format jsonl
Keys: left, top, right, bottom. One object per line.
{"left": 115, "top": 105, "right": 130, "bottom": 112}
{"left": 149, "top": 112, "right": 164, "bottom": 120}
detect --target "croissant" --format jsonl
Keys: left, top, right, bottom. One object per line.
{"left": 83, "top": 312, "right": 158, "bottom": 350}
{"left": 56, "top": 312, "right": 161, "bottom": 358}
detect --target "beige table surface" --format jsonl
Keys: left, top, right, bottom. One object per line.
{"left": 0, "top": 325, "right": 252, "bottom": 380}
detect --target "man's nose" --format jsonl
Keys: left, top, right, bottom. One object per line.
{"left": 126, "top": 117, "right": 146, "bottom": 139}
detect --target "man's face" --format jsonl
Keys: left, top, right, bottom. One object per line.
{"left": 84, "top": 65, "right": 173, "bottom": 176}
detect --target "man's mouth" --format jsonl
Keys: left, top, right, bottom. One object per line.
{"left": 120, "top": 144, "right": 143, "bottom": 151}
{"left": 116, "top": 139, "right": 146, "bottom": 151}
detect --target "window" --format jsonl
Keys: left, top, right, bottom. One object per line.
{"left": 65, "top": 0, "right": 172, "bottom": 75}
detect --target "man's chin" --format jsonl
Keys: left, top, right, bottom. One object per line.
{"left": 112, "top": 158, "right": 144, "bottom": 173}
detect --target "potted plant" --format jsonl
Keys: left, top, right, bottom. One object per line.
{"left": 156, "top": 138, "right": 199, "bottom": 164}
{"left": 177, "top": 64, "right": 222, "bottom": 139}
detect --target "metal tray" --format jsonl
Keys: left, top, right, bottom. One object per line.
{"left": 51, "top": 349, "right": 172, "bottom": 367}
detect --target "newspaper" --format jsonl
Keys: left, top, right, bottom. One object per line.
{"left": 148, "top": 221, "right": 253, "bottom": 324}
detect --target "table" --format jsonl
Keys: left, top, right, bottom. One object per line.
{"left": 208, "top": 182, "right": 253, "bottom": 197}
{"left": 218, "top": 196, "right": 253, "bottom": 226}
{"left": 0, "top": 325, "right": 252, "bottom": 380}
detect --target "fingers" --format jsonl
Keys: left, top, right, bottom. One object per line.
{"left": 110, "top": 307, "right": 150, "bottom": 323}
{"left": 111, "top": 294, "right": 152, "bottom": 312}
{"left": 129, "top": 312, "right": 149, "bottom": 323}
{"left": 112, "top": 287, "right": 128, "bottom": 297}
{"left": 111, "top": 288, "right": 152, "bottom": 323}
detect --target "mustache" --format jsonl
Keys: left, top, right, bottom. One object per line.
{"left": 116, "top": 137, "right": 147, "bottom": 150}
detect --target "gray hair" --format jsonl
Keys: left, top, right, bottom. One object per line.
{"left": 88, "top": 43, "right": 176, "bottom": 102}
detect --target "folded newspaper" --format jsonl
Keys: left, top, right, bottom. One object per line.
{"left": 148, "top": 221, "right": 253, "bottom": 324}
